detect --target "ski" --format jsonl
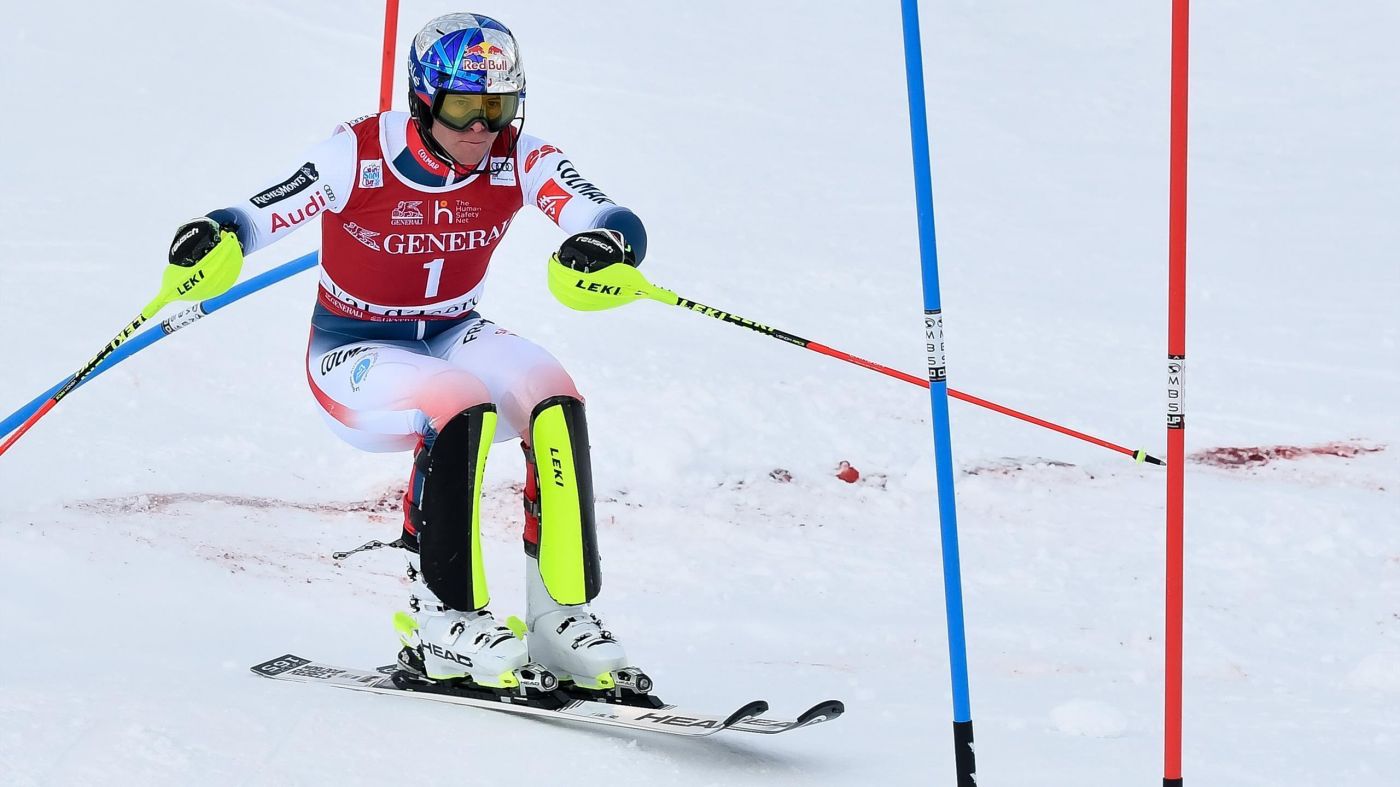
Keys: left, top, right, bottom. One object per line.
{"left": 728, "top": 698, "right": 846, "bottom": 734}
{"left": 251, "top": 654, "right": 842, "bottom": 737}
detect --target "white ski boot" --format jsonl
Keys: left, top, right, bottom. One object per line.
{"left": 395, "top": 558, "right": 555, "bottom": 692}
{"left": 396, "top": 606, "right": 535, "bottom": 688}
{"left": 524, "top": 556, "right": 651, "bottom": 696}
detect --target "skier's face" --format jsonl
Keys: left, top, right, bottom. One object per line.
{"left": 430, "top": 118, "right": 498, "bottom": 167}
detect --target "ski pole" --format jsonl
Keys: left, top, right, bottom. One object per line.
{"left": 547, "top": 256, "right": 1163, "bottom": 465}
{"left": 0, "top": 299, "right": 166, "bottom": 457}
{"left": 0, "top": 233, "right": 247, "bottom": 458}
{"left": 0, "top": 251, "right": 319, "bottom": 443}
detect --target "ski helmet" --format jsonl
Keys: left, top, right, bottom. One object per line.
{"left": 407, "top": 13, "right": 525, "bottom": 147}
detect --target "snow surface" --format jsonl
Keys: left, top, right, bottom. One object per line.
{"left": 2, "top": 1, "right": 1397, "bottom": 784}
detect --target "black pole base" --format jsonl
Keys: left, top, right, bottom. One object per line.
{"left": 953, "top": 720, "right": 976, "bottom": 787}
{"left": 1165, "top": 779, "right": 1183, "bottom": 786}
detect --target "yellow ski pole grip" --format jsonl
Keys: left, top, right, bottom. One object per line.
{"left": 157, "top": 231, "right": 244, "bottom": 305}
{"left": 546, "top": 253, "right": 656, "bottom": 311}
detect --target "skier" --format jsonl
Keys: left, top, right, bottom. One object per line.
{"left": 166, "top": 12, "right": 650, "bottom": 699}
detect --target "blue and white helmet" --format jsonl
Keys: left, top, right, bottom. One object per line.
{"left": 405, "top": 13, "right": 526, "bottom": 168}
{"left": 408, "top": 12, "right": 525, "bottom": 107}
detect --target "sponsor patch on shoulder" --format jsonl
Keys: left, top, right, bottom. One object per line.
{"left": 536, "top": 179, "right": 573, "bottom": 222}
{"left": 524, "top": 144, "right": 561, "bottom": 173}
{"left": 346, "top": 113, "right": 376, "bottom": 127}
{"left": 359, "top": 159, "right": 384, "bottom": 189}
{"left": 250, "top": 162, "right": 319, "bottom": 208}
{"left": 489, "top": 157, "right": 516, "bottom": 186}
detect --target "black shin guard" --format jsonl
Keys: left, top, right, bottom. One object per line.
{"left": 415, "top": 403, "right": 497, "bottom": 611}
{"left": 528, "top": 396, "right": 602, "bottom": 605}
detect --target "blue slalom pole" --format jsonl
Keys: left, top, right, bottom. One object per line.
{"left": 899, "top": 2, "right": 977, "bottom": 784}
{"left": 0, "top": 252, "right": 319, "bottom": 437}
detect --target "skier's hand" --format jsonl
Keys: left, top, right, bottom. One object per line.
{"left": 548, "top": 229, "right": 660, "bottom": 312}
{"left": 557, "top": 229, "right": 637, "bottom": 273}
{"left": 162, "top": 217, "right": 244, "bottom": 303}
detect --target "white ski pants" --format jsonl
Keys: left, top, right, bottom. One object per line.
{"left": 305, "top": 307, "right": 580, "bottom": 452}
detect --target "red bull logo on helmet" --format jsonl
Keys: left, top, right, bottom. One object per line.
{"left": 466, "top": 41, "right": 504, "bottom": 58}
{"left": 461, "top": 40, "right": 509, "bottom": 71}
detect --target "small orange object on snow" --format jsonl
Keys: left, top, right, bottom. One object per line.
{"left": 835, "top": 461, "right": 860, "bottom": 483}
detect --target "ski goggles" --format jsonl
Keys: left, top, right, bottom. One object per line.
{"left": 432, "top": 91, "right": 520, "bottom": 132}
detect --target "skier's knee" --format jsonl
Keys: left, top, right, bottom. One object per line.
{"left": 503, "top": 365, "right": 582, "bottom": 438}
{"left": 417, "top": 369, "right": 492, "bottom": 432}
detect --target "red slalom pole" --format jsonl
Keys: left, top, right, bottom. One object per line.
{"left": 378, "top": 0, "right": 401, "bottom": 113}
{"left": 1164, "top": 1, "right": 1190, "bottom": 785}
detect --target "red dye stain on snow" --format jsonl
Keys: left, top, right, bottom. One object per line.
{"left": 74, "top": 487, "right": 406, "bottom": 516}
{"left": 1190, "top": 441, "right": 1385, "bottom": 469}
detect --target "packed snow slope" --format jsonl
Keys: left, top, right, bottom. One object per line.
{"left": 2, "top": 1, "right": 1396, "bottom": 785}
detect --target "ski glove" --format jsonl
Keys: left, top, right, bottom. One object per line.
{"left": 557, "top": 229, "right": 637, "bottom": 273}
{"left": 548, "top": 229, "right": 666, "bottom": 312}
{"left": 163, "top": 216, "right": 244, "bottom": 302}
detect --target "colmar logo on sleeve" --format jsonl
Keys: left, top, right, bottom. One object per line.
{"left": 553, "top": 159, "right": 612, "bottom": 205}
